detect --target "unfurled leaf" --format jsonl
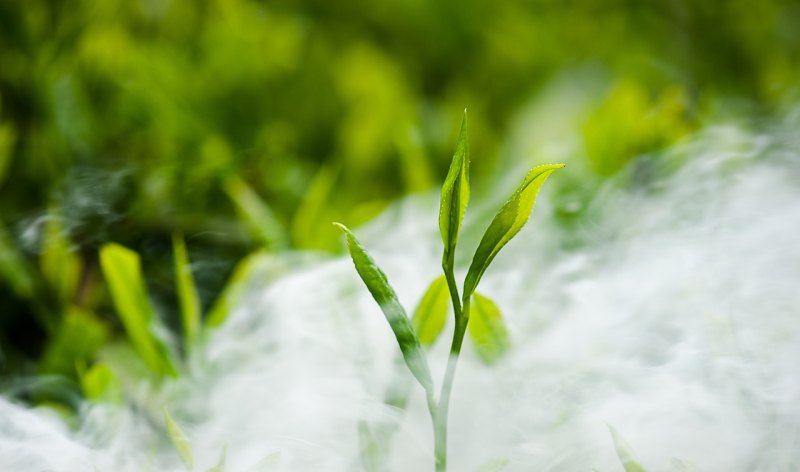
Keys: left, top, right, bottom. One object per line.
{"left": 439, "top": 110, "right": 470, "bottom": 271}
{"left": 100, "top": 243, "right": 176, "bottom": 378}
{"left": 335, "top": 223, "right": 434, "bottom": 394}
{"left": 164, "top": 407, "right": 194, "bottom": 470}
{"left": 608, "top": 426, "right": 649, "bottom": 472}
{"left": 411, "top": 276, "right": 449, "bottom": 346}
{"left": 173, "top": 233, "right": 201, "bottom": 344}
{"left": 463, "top": 164, "right": 564, "bottom": 298}
{"left": 468, "top": 293, "right": 510, "bottom": 364}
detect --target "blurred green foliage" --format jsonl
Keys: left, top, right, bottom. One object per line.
{"left": 0, "top": 0, "right": 799, "bottom": 401}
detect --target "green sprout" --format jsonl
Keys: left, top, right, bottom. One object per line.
{"left": 336, "top": 110, "right": 564, "bottom": 471}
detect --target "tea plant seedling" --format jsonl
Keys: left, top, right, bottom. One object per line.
{"left": 336, "top": 110, "right": 564, "bottom": 471}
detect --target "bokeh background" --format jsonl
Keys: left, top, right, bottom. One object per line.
{"left": 1, "top": 0, "right": 799, "bottom": 408}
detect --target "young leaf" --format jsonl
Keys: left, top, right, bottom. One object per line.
{"left": 468, "top": 293, "right": 510, "bottom": 365}
{"left": 164, "top": 407, "right": 194, "bottom": 470}
{"left": 173, "top": 233, "right": 201, "bottom": 344}
{"left": 411, "top": 276, "right": 449, "bottom": 346}
{"left": 78, "top": 362, "right": 121, "bottom": 403}
{"left": 223, "top": 175, "right": 286, "bottom": 249}
{"left": 439, "top": 110, "right": 470, "bottom": 271}
{"left": 608, "top": 426, "right": 649, "bottom": 472}
{"left": 334, "top": 223, "right": 434, "bottom": 394}
{"left": 100, "top": 243, "right": 177, "bottom": 378}
{"left": 463, "top": 164, "right": 564, "bottom": 298}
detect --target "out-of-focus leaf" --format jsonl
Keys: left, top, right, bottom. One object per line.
{"left": 99, "top": 243, "right": 176, "bottom": 378}
{"left": 411, "top": 276, "right": 449, "bottom": 346}
{"left": 164, "top": 407, "right": 194, "bottom": 470}
{"left": 463, "top": 164, "right": 564, "bottom": 298}
{"left": 477, "top": 457, "right": 509, "bottom": 472}
{"left": 358, "top": 421, "right": 381, "bottom": 472}
{"left": 173, "top": 233, "right": 201, "bottom": 344}
{"left": 291, "top": 164, "right": 339, "bottom": 250}
{"left": 78, "top": 361, "right": 121, "bottom": 403}
{"left": 0, "top": 220, "right": 36, "bottom": 299}
{"left": 468, "top": 293, "right": 510, "bottom": 365}
{"left": 205, "top": 445, "right": 227, "bottom": 472}
{"left": 608, "top": 426, "right": 649, "bottom": 472}
{"left": 223, "top": 176, "right": 286, "bottom": 249}
{"left": 41, "top": 306, "right": 108, "bottom": 375}
{"left": 0, "top": 122, "right": 17, "bottom": 188}
{"left": 245, "top": 452, "right": 281, "bottom": 472}
{"left": 40, "top": 215, "right": 81, "bottom": 304}
{"left": 206, "top": 251, "right": 266, "bottom": 327}
{"left": 334, "top": 223, "right": 434, "bottom": 394}
{"left": 439, "top": 110, "right": 470, "bottom": 272}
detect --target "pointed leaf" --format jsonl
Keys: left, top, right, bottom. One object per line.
{"left": 223, "top": 175, "right": 286, "bottom": 249}
{"left": 164, "top": 407, "right": 194, "bottom": 470}
{"left": 411, "top": 276, "right": 449, "bottom": 346}
{"left": 100, "top": 243, "right": 176, "bottom": 377}
{"left": 205, "top": 445, "right": 227, "bottom": 472}
{"left": 40, "top": 214, "right": 81, "bottom": 304}
{"left": 609, "top": 426, "right": 649, "bottom": 472}
{"left": 463, "top": 164, "right": 564, "bottom": 298}
{"left": 335, "top": 223, "right": 434, "bottom": 394}
{"left": 173, "top": 233, "right": 201, "bottom": 344}
{"left": 468, "top": 293, "right": 510, "bottom": 364}
{"left": 439, "top": 110, "right": 470, "bottom": 271}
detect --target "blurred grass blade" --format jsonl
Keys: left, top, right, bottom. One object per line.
{"left": 78, "top": 361, "right": 121, "bottom": 403}
{"left": 206, "top": 251, "right": 265, "bottom": 327}
{"left": 205, "top": 445, "right": 227, "bottom": 472}
{"left": 173, "top": 233, "right": 201, "bottom": 344}
{"left": 439, "top": 110, "right": 470, "bottom": 271}
{"left": 164, "top": 407, "right": 194, "bottom": 470}
{"left": 0, "top": 220, "right": 37, "bottom": 299}
{"left": 468, "top": 293, "right": 510, "bottom": 365}
{"left": 100, "top": 243, "right": 177, "bottom": 378}
{"left": 245, "top": 452, "right": 281, "bottom": 472}
{"left": 223, "top": 175, "right": 286, "bottom": 249}
{"left": 477, "top": 457, "right": 509, "bottom": 472}
{"left": 291, "top": 164, "right": 339, "bottom": 250}
{"left": 463, "top": 164, "right": 564, "bottom": 298}
{"left": 334, "top": 222, "right": 434, "bottom": 394}
{"left": 40, "top": 214, "right": 81, "bottom": 304}
{"left": 411, "top": 276, "right": 449, "bottom": 346}
{"left": 41, "top": 306, "right": 108, "bottom": 376}
{"left": 608, "top": 426, "right": 649, "bottom": 472}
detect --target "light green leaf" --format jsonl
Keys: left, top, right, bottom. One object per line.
{"left": 206, "top": 251, "right": 265, "bottom": 327}
{"left": 608, "top": 426, "right": 649, "bottom": 472}
{"left": 335, "top": 223, "right": 434, "bottom": 394}
{"left": 205, "top": 445, "right": 227, "bottom": 472}
{"left": 41, "top": 306, "right": 108, "bottom": 376}
{"left": 173, "top": 233, "right": 201, "bottom": 344}
{"left": 439, "top": 110, "right": 470, "bottom": 272}
{"left": 411, "top": 276, "right": 449, "bottom": 346}
{"left": 100, "top": 243, "right": 176, "bottom": 378}
{"left": 463, "top": 164, "right": 564, "bottom": 298}
{"left": 223, "top": 176, "right": 286, "bottom": 249}
{"left": 164, "top": 407, "right": 194, "bottom": 470}
{"left": 477, "top": 457, "right": 509, "bottom": 472}
{"left": 0, "top": 220, "right": 36, "bottom": 300}
{"left": 40, "top": 214, "right": 81, "bottom": 304}
{"left": 468, "top": 293, "right": 510, "bottom": 364}
{"left": 78, "top": 361, "right": 121, "bottom": 403}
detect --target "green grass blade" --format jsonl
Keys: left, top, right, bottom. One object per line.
{"left": 173, "top": 233, "right": 201, "bottom": 344}
{"left": 468, "top": 293, "right": 510, "bottom": 365}
{"left": 335, "top": 222, "right": 434, "bottom": 394}
{"left": 100, "top": 243, "right": 177, "bottom": 378}
{"left": 40, "top": 214, "right": 81, "bottom": 304}
{"left": 205, "top": 445, "right": 227, "bottom": 472}
{"left": 0, "top": 219, "right": 37, "bottom": 299}
{"left": 438, "top": 110, "right": 470, "bottom": 272}
{"left": 608, "top": 426, "right": 649, "bottom": 472}
{"left": 411, "top": 276, "right": 449, "bottom": 347}
{"left": 223, "top": 176, "right": 286, "bottom": 249}
{"left": 463, "top": 164, "right": 564, "bottom": 299}
{"left": 41, "top": 306, "right": 108, "bottom": 376}
{"left": 164, "top": 407, "right": 194, "bottom": 470}
{"left": 245, "top": 452, "right": 281, "bottom": 472}
{"left": 78, "top": 361, "right": 121, "bottom": 403}
{"left": 206, "top": 251, "right": 265, "bottom": 327}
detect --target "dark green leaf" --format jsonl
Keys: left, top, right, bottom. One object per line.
{"left": 334, "top": 223, "right": 434, "bottom": 394}
{"left": 439, "top": 110, "right": 470, "bottom": 272}
{"left": 463, "top": 164, "right": 564, "bottom": 298}
{"left": 100, "top": 243, "right": 177, "bottom": 378}
{"left": 411, "top": 276, "right": 449, "bottom": 346}
{"left": 468, "top": 293, "right": 510, "bottom": 364}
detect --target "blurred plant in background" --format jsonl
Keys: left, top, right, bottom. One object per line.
{"left": 0, "top": 0, "right": 799, "bottom": 411}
